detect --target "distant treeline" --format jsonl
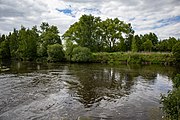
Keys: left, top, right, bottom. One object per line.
{"left": 0, "top": 14, "right": 180, "bottom": 63}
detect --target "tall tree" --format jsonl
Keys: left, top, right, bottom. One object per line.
{"left": 131, "top": 36, "right": 138, "bottom": 52}
{"left": 0, "top": 34, "right": 6, "bottom": 43}
{"left": 148, "top": 32, "right": 158, "bottom": 46}
{"left": 63, "top": 15, "right": 134, "bottom": 52}
{"left": 0, "top": 34, "right": 11, "bottom": 59}
{"left": 38, "top": 22, "right": 62, "bottom": 57}
{"left": 9, "top": 28, "right": 19, "bottom": 58}
{"left": 156, "top": 37, "right": 177, "bottom": 52}
{"left": 63, "top": 15, "right": 101, "bottom": 52}
{"left": 17, "top": 26, "right": 38, "bottom": 60}
{"left": 100, "top": 18, "right": 134, "bottom": 52}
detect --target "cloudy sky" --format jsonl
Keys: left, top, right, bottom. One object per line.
{"left": 0, "top": 0, "right": 180, "bottom": 39}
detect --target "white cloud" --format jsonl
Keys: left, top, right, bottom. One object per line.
{"left": 0, "top": 0, "right": 179, "bottom": 39}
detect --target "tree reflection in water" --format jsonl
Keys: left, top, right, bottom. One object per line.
{"left": 65, "top": 64, "right": 164, "bottom": 108}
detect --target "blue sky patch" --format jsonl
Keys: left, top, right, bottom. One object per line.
{"left": 157, "top": 16, "right": 180, "bottom": 23}
{"left": 56, "top": 8, "right": 76, "bottom": 17}
{"left": 153, "top": 16, "right": 180, "bottom": 29}
{"left": 56, "top": 8, "right": 73, "bottom": 14}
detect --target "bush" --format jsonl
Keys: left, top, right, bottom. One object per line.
{"left": 71, "top": 46, "right": 92, "bottom": 62}
{"left": 161, "top": 74, "right": 180, "bottom": 120}
{"left": 173, "top": 74, "right": 180, "bottom": 88}
{"left": 172, "top": 42, "right": 180, "bottom": 62}
{"left": 161, "top": 88, "right": 180, "bottom": 120}
{"left": 47, "top": 44, "right": 64, "bottom": 62}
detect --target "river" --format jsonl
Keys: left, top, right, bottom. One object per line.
{"left": 0, "top": 61, "right": 178, "bottom": 120}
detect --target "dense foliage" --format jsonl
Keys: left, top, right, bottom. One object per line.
{"left": 47, "top": 44, "right": 64, "bottom": 62}
{"left": 71, "top": 46, "right": 92, "bottom": 62}
{"left": 0, "top": 14, "right": 179, "bottom": 63}
{"left": 161, "top": 74, "right": 180, "bottom": 120}
{"left": 63, "top": 15, "right": 134, "bottom": 52}
{"left": 92, "top": 52, "right": 174, "bottom": 64}
{"left": 0, "top": 22, "right": 62, "bottom": 61}
{"left": 172, "top": 42, "right": 180, "bottom": 63}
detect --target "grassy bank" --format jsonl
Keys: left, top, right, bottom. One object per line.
{"left": 92, "top": 52, "right": 175, "bottom": 65}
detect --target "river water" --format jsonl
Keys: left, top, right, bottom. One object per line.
{"left": 0, "top": 62, "right": 178, "bottom": 120}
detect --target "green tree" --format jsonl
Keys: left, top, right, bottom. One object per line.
{"left": 156, "top": 37, "right": 177, "bottom": 52}
{"left": 142, "top": 39, "right": 153, "bottom": 52}
{"left": 167, "top": 37, "right": 177, "bottom": 52}
{"left": 17, "top": 26, "right": 38, "bottom": 60}
{"left": 63, "top": 15, "right": 101, "bottom": 52}
{"left": 133, "top": 35, "right": 142, "bottom": 52}
{"left": 155, "top": 40, "right": 167, "bottom": 52}
{"left": 40, "top": 22, "right": 49, "bottom": 32}
{"left": 172, "top": 42, "right": 180, "bottom": 62}
{"left": 64, "top": 39, "right": 77, "bottom": 61}
{"left": 125, "top": 34, "right": 134, "bottom": 51}
{"left": 38, "top": 22, "right": 62, "bottom": 57}
{"left": 0, "top": 34, "right": 11, "bottom": 59}
{"left": 0, "top": 34, "right": 6, "bottom": 43}
{"left": 148, "top": 32, "right": 158, "bottom": 46}
{"left": 99, "top": 18, "right": 133, "bottom": 52}
{"left": 63, "top": 15, "right": 134, "bottom": 52}
{"left": 131, "top": 36, "right": 138, "bottom": 52}
{"left": 138, "top": 33, "right": 158, "bottom": 51}
{"left": 47, "top": 43, "right": 64, "bottom": 62}
{"left": 9, "top": 29, "right": 19, "bottom": 58}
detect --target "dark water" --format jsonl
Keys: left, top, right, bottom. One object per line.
{"left": 0, "top": 61, "right": 178, "bottom": 120}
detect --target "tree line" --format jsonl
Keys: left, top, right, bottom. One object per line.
{"left": 0, "top": 22, "right": 63, "bottom": 61}
{"left": 0, "top": 14, "right": 180, "bottom": 62}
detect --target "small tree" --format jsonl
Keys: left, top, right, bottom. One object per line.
{"left": 71, "top": 46, "right": 92, "bottom": 62}
{"left": 47, "top": 44, "right": 64, "bottom": 62}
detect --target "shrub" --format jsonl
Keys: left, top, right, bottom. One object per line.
{"left": 71, "top": 46, "right": 92, "bottom": 62}
{"left": 161, "top": 88, "right": 180, "bottom": 120}
{"left": 161, "top": 74, "right": 180, "bottom": 120}
{"left": 173, "top": 74, "right": 180, "bottom": 89}
{"left": 47, "top": 44, "right": 64, "bottom": 62}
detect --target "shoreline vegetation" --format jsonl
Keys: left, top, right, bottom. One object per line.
{"left": 92, "top": 52, "right": 174, "bottom": 65}
{"left": 0, "top": 14, "right": 179, "bottom": 65}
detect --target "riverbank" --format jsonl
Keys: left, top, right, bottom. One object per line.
{"left": 92, "top": 52, "right": 175, "bottom": 65}
{"left": 0, "top": 52, "right": 176, "bottom": 66}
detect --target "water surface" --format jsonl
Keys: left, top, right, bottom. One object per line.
{"left": 0, "top": 62, "right": 178, "bottom": 120}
